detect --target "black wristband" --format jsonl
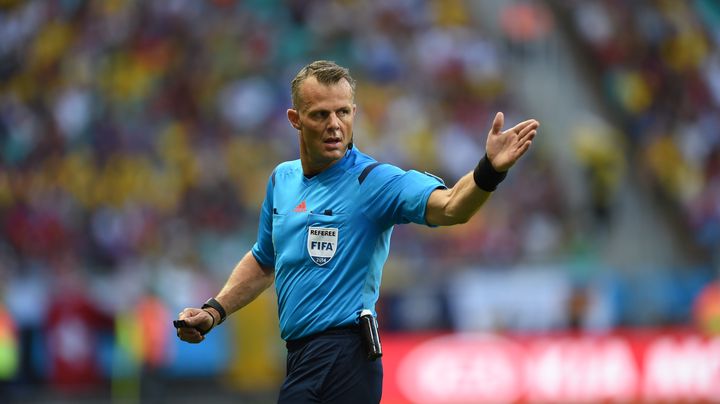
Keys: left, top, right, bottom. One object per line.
{"left": 473, "top": 154, "right": 507, "bottom": 192}
{"left": 202, "top": 297, "right": 227, "bottom": 325}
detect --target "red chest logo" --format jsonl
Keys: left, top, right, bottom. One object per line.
{"left": 293, "top": 200, "right": 307, "bottom": 213}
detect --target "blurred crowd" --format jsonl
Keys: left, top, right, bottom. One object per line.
{"left": 0, "top": 0, "right": 576, "bottom": 394}
{"left": 0, "top": 0, "right": 718, "bottom": 398}
{"left": 564, "top": 0, "right": 720, "bottom": 254}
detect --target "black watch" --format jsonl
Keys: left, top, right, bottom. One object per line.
{"left": 202, "top": 297, "right": 227, "bottom": 325}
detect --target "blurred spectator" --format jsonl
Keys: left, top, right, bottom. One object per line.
{"left": 693, "top": 280, "right": 720, "bottom": 336}
{"left": 3, "top": 268, "right": 48, "bottom": 387}
{"left": 0, "top": 301, "right": 19, "bottom": 381}
{"left": 44, "top": 265, "right": 113, "bottom": 393}
{"left": 111, "top": 291, "right": 171, "bottom": 401}
{"left": 572, "top": 118, "right": 626, "bottom": 230}
{"left": 563, "top": 0, "right": 720, "bottom": 255}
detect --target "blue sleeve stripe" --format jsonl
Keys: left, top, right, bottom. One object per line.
{"left": 358, "top": 162, "right": 383, "bottom": 184}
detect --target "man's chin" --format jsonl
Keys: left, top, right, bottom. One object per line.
{"left": 322, "top": 144, "right": 347, "bottom": 157}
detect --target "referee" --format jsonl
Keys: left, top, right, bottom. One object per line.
{"left": 176, "top": 60, "right": 539, "bottom": 403}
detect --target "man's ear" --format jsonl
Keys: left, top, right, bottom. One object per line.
{"left": 287, "top": 108, "right": 301, "bottom": 130}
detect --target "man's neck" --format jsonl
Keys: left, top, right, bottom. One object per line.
{"left": 301, "top": 157, "right": 341, "bottom": 177}
{"left": 300, "top": 148, "right": 349, "bottom": 177}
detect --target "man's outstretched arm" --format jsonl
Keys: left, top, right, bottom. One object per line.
{"left": 426, "top": 112, "right": 539, "bottom": 226}
{"left": 177, "top": 251, "right": 274, "bottom": 343}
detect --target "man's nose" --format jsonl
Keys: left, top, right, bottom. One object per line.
{"left": 327, "top": 113, "right": 341, "bottom": 130}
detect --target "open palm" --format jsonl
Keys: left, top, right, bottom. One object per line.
{"left": 485, "top": 112, "right": 539, "bottom": 171}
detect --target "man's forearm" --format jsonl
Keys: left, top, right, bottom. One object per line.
{"left": 426, "top": 171, "right": 491, "bottom": 226}
{"left": 209, "top": 251, "right": 274, "bottom": 322}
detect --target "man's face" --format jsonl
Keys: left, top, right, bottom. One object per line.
{"left": 288, "top": 76, "right": 356, "bottom": 175}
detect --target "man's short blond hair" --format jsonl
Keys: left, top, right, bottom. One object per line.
{"left": 290, "top": 60, "right": 356, "bottom": 110}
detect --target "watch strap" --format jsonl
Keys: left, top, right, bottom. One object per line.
{"left": 202, "top": 297, "right": 227, "bottom": 325}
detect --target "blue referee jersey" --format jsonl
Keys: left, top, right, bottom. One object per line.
{"left": 251, "top": 147, "right": 445, "bottom": 340}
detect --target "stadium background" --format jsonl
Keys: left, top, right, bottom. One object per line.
{"left": 1, "top": 0, "right": 719, "bottom": 402}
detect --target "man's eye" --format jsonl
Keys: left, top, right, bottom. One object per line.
{"left": 338, "top": 110, "right": 349, "bottom": 117}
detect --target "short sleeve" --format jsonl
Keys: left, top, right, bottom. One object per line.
{"left": 251, "top": 171, "right": 275, "bottom": 268}
{"left": 361, "top": 165, "right": 446, "bottom": 226}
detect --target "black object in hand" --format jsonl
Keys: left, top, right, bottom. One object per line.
{"left": 173, "top": 319, "right": 211, "bottom": 336}
{"left": 173, "top": 319, "right": 190, "bottom": 328}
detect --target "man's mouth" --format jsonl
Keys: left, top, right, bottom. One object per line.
{"left": 324, "top": 137, "right": 342, "bottom": 146}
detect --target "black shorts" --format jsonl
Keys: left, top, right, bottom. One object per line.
{"left": 278, "top": 326, "right": 383, "bottom": 404}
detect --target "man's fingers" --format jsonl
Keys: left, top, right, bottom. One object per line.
{"left": 518, "top": 121, "right": 539, "bottom": 138}
{"left": 175, "top": 307, "right": 210, "bottom": 343}
{"left": 518, "top": 129, "right": 537, "bottom": 144}
{"left": 178, "top": 308, "right": 194, "bottom": 320}
{"left": 178, "top": 308, "right": 204, "bottom": 327}
{"left": 511, "top": 119, "right": 539, "bottom": 135}
{"left": 491, "top": 112, "right": 504, "bottom": 135}
{"left": 519, "top": 140, "right": 532, "bottom": 154}
{"left": 177, "top": 327, "right": 204, "bottom": 343}
{"left": 176, "top": 316, "right": 205, "bottom": 342}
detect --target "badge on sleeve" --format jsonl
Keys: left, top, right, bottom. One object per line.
{"left": 307, "top": 227, "right": 338, "bottom": 266}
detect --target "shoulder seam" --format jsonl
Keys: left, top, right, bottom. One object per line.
{"left": 358, "top": 162, "right": 384, "bottom": 184}
{"left": 272, "top": 160, "right": 302, "bottom": 186}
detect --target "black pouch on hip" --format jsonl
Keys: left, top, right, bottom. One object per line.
{"left": 359, "top": 309, "right": 382, "bottom": 361}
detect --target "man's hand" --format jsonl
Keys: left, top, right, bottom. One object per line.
{"left": 485, "top": 112, "right": 539, "bottom": 171}
{"left": 175, "top": 308, "right": 215, "bottom": 343}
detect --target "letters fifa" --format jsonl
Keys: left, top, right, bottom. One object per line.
{"left": 311, "top": 241, "right": 334, "bottom": 251}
